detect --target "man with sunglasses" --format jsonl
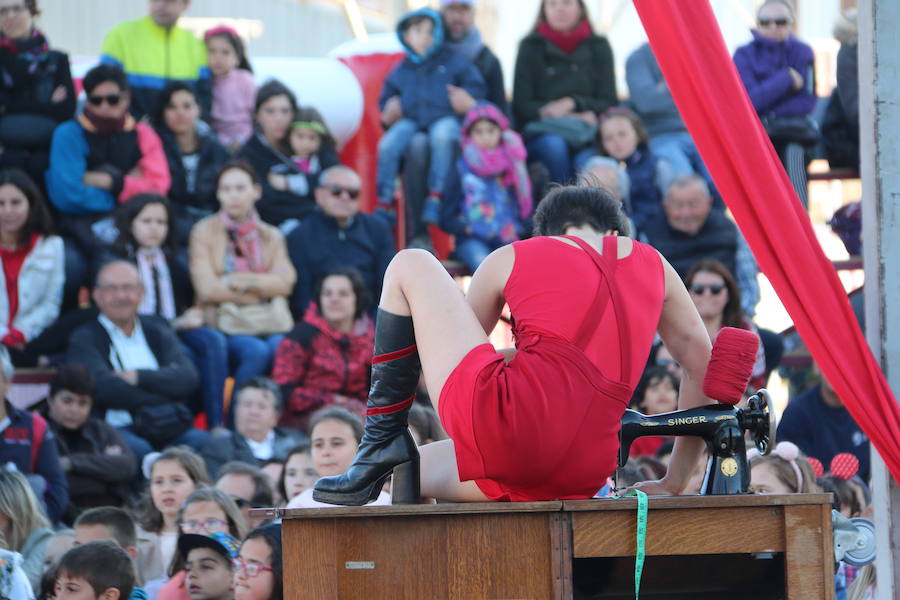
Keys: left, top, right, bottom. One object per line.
{"left": 286, "top": 166, "right": 395, "bottom": 318}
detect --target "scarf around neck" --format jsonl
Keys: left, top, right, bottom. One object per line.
{"left": 80, "top": 106, "right": 132, "bottom": 136}
{"left": 0, "top": 28, "right": 49, "bottom": 57}
{"left": 537, "top": 19, "right": 592, "bottom": 55}
{"left": 136, "top": 247, "right": 177, "bottom": 320}
{"left": 445, "top": 26, "right": 484, "bottom": 62}
{"left": 221, "top": 211, "right": 265, "bottom": 273}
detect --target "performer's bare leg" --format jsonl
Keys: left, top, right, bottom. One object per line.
{"left": 419, "top": 440, "right": 489, "bottom": 502}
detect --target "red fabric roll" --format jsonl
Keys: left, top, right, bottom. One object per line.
{"left": 703, "top": 327, "right": 759, "bottom": 405}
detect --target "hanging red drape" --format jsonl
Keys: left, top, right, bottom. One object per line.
{"left": 632, "top": 0, "right": 900, "bottom": 482}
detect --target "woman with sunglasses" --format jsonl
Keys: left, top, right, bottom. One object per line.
{"left": 733, "top": 0, "right": 816, "bottom": 207}
{"left": 189, "top": 160, "right": 296, "bottom": 406}
{"left": 684, "top": 259, "right": 766, "bottom": 390}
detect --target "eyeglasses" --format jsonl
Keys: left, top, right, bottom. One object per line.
{"left": 690, "top": 284, "right": 725, "bottom": 296}
{"left": 758, "top": 18, "right": 791, "bottom": 27}
{"left": 87, "top": 93, "right": 123, "bottom": 107}
{"left": 326, "top": 185, "right": 360, "bottom": 200}
{"left": 179, "top": 518, "right": 228, "bottom": 534}
{"left": 233, "top": 557, "right": 273, "bottom": 578}
{"left": 96, "top": 283, "right": 142, "bottom": 294}
{"left": 0, "top": 5, "right": 27, "bottom": 17}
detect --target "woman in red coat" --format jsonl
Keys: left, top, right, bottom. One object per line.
{"left": 272, "top": 267, "right": 374, "bottom": 432}
{"left": 314, "top": 185, "right": 714, "bottom": 505}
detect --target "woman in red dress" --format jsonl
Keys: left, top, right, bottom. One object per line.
{"left": 314, "top": 186, "right": 713, "bottom": 504}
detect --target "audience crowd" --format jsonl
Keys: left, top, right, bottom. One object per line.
{"left": 0, "top": 0, "right": 869, "bottom": 598}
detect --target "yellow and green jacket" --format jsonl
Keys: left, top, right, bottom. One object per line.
{"left": 100, "top": 16, "right": 210, "bottom": 119}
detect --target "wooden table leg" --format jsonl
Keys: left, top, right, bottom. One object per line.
{"left": 784, "top": 504, "right": 835, "bottom": 600}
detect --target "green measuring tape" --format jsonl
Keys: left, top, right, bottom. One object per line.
{"left": 623, "top": 489, "right": 648, "bottom": 599}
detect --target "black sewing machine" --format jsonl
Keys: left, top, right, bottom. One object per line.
{"left": 619, "top": 389, "right": 775, "bottom": 494}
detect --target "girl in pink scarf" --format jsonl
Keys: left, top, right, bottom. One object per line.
{"left": 455, "top": 104, "right": 532, "bottom": 270}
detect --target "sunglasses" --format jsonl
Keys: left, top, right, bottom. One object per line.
{"left": 326, "top": 185, "right": 360, "bottom": 200}
{"left": 690, "top": 284, "right": 725, "bottom": 296}
{"left": 758, "top": 18, "right": 790, "bottom": 27}
{"left": 87, "top": 93, "right": 123, "bottom": 107}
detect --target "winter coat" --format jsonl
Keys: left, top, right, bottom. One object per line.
{"left": 155, "top": 125, "right": 230, "bottom": 215}
{"left": 0, "top": 46, "right": 74, "bottom": 123}
{"left": 625, "top": 43, "right": 686, "bottom": 138}
{"left": 200, "top": 427, "right": 306, "bottom": 478}
{"left": 272, "top": 304, "right": 374, "bottom": 430}
{"left": 641, "top": 209, "right": 739, "bottom": 279}
{"left": 733, "top": 31, "right": 816, "bottom": 118}
{"left": 0, "top": 235, "right": 63, "bottom": 344}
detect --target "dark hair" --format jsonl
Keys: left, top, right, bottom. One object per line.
{"left": 254, "top": 79, "right": 299, "bottom": 116}
{"left": 277, "top": 443, "right": 311, "bottom": 501}
{"left": 403, "top": 13, "right": 435, "bottom": 31}
{"left": 215, "top": 159, "right": 261, "bottom": 191}
{"left": 74, "top": 507, "right": 137, "bottom": 549}
{"left": 289, "top": 106, "right": 335, "bottom": 151}
{"left": 242, "top": 525, "right": 283, "bottom": 600}
{"left": 684, "top": 259, "right": 745, "bottom": 329}
{"left": 205, "top": 29, "right": 253, "bottom": 73}
{"left": 23, "top": 0, "right": 40, "bottom": 16}
{"left": 49, "top": 364, "right": 95, "bottom": 399}
{"left": 57, "top": 541, "right": 135, "bottom": 600}
{"left": 532, "top": 185, "right": 627, "bottom": 236}
{"left": 234, "top": 376, "right": 283, "bottom": 413}
{"left": 818, "top": 475, "right": 861, "bottom": 516}
{"left": 113, "top": 193, "right": 179, "bottom": 258}
{"left": 308, "top": 406, "right": 364, "bottom": 442}
{"left": 629, "top": 366, "right": 679, "bottom": 411}
{"left": 151, "top": 81, "right": 200, "bottom": 131}
{"left": 314, "top": 266, "right": 371, "bottom": 321}
{"left": 0, "top": 169, "right": 54, "bottom": 244}
{"left": 139, "top": 447, "right": 211, "bottom": 533}
{"left": 38, "top": 563, "right": 59, "bottom": 600}
{"left": 216, "top": 461, "right": 275, "bottom": 508}
{"left": 532, "top": 0, "right": 593, "bottom": 32}
{"left": 83, "top": 63, "right": 129, "bottom": 95}
{"left": 408, "top": 402, "right": 445, "bottom": 444}
{"left": 598, "top": 106, "right": 651, "bottom": 151}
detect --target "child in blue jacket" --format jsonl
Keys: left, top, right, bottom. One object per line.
{"left": 376, "top": 7, "right": 486, "bottom": 225}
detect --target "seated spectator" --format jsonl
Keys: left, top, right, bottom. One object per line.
{"left": 750, "top": 441, "right": 820, "bottom": 494}
{"left": 204, "top": 26, "right": 256, "bottom": 152}
{"left": 100, "top": 0, "right": 210, "bottom": 120}
{"left": 108, "top": 195, "right": 229, "bottom": 430}
{"left": 407, "top": 402, "right": 444, "bottom": 446}
{"left": 627, "top": 366, "right": 678, "bottom": 458}
{"left": 376, "top": 7, "right": 485, "bottom": 225}
{"left": 156, "top": 487, "right": 245, "bottom": 600}
{"left": 66, "top": 261, "right": 205, "bottom": 459}
{"left": 214, "top": 462, "right": 273, "bottom": 529}
{"left": 0, "top": 352, "right": 67, "bottom": 524}
{"left": 277, "top": 445, "right": 315, "bottom": 506}
{"left": 177, "top": 532, "right": 239, "bottom": 600}
{"left": 41, "top": 364, "right": 136, "bottom": 520}
{"left": 777, "top": 363, "right": 871, "bottom": 481}
{"left": 442, "top": 103, "right": 532, "bottom": 273}
{"left": 512, "top": 0, "right": 616, "bottom": 184}
{"left": 136, "top": 448, "right": 209, "bottom": 586}
{"left": 41, "top": 529, "right": 75, "bottom": 572}
{"left": 273, "top": 268, "right": 375, "bottom": 431}
{"left": 578, "top": 156, "right": 635, "bottom": 236}
{"left": 237, "top": 80, "right": 307, "bottom": 228}
{"left": 189, "top": 161, "right": 297, "bottom": 394}
{"left": 287, "top": 406, "right": 389, "bottom": 508}
{"left": 234, "top": 524, "right": 282, "bottom": 600}
{"left": 55, "top": 541, "right": 135, "bottom": 600}
{"left": 45, "top": 64, "right": 170, "bottom": 308}
{"left": 266, "top": 107, "right": 339, "bottom": 234}
{"left": 286, "top": 166, "right": 393, "bottom": 318}
{"left": 596, "top": 107, "right": 672, "bottom": 235}
{"left": 0, "top": 0, "right": 75, "bottom": 185}
{"left": 826, "top": 11, "right": 858, "bottom": 171}
{"left": 0, "top": 468, "right": 54, "bottom": 590}
{"left": 150, "top": 83, "right": 230, "bottom": 245}
{"left": 625, "top": 42, "right": 712, "bottom": 181}
{"left": 733, "top": 0, "right": 817, "bottom": 206}
{"left": 73, "top": 507, "right": 140, "bottom": 575}
{"left": 684, "top": 259, "right": 767, "bottom": 390}
{"left": 0, "top": 169, "right": 63, "bottom": 367}
{"left": 200, "top": 378, "right": 305, "bottom": 478}
{"left": 641, "top": 174, "right": 760, "bottom": 315}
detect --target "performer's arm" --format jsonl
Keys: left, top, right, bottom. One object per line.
{"left": 466, "top": 245, "right": 515, "bottom": 336}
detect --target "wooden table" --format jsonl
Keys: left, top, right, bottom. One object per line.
{"left": 264, "top": 493, "right": 834, "bottom": 600}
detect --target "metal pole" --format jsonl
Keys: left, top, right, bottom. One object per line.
{"left": 858, "top": 0, "right": 900, "bottom": 597}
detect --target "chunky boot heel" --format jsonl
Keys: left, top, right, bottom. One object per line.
{"left": 314, "top": 310, "right": 422, "bottom": 506}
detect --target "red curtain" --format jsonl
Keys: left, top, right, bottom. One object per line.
{"left": 632, "top": 1, "right": 900, "bottom": 482}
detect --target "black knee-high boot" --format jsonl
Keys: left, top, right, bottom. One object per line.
{"left": 313, "top": 309, "right": 421, "bottom": 505}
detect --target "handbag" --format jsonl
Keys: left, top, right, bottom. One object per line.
{"left": 523, "top": 116, "right": 598, "bottom": 149}
{"left": 132, "top": 403, "right": 194, "bottom": 447}
{"left": 217, "top": 296, "right": 294, "bottom": 336}
{"left": 761, "top": 115, "right": 820, "bottom": 147}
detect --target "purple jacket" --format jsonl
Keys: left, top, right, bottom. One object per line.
{"left": 733, "top": 31, "right": 816, "bottom": 117}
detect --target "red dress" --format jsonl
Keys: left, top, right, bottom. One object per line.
{"left": 439, "top": 236, "right": 665, "bottom": 501}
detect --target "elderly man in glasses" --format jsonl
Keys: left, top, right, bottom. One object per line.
{"left": 45, "top": 63, "right": 170, "bottom": 310}
{"left": 286, "top": 165, "right": 395, "bottom": 318}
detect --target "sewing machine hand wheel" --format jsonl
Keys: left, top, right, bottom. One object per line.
{"left": 747, "top": 389, "right": 776, "bottom": 456}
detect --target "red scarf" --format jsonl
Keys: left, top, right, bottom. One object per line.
{"left": 537, "top": 19, "right": 592, "bottom": 54}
